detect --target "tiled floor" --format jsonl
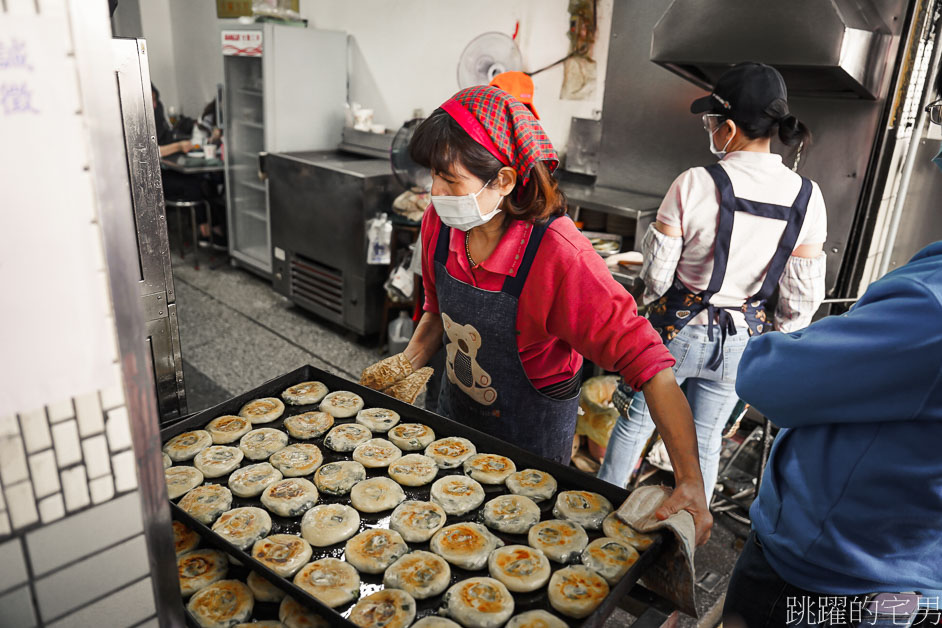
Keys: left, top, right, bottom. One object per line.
{"left": 169, "top": 253, "right": 741, "bottom": 627}
{"left": 172, "top": 254, "right": 381, "bottom": 414}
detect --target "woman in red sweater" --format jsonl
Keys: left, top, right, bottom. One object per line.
{"left": 362, "top": 86, "right": 711, "bottom": 543}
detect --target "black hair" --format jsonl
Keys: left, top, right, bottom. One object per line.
{"left": 720, "top": 107, "right": 812, "bottom": 148}
{"left": 409, "top": 108, "right": 566, "bottom": 222}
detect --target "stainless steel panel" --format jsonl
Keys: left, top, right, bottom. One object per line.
{"left": 565, "top": 117, "right": 602, "bottom": 176}
{"left": 72, "top": 11, "right": 183, "bottom": 627}
{"left": 888, "top": 139, "right": 942, "bottom": 268}
{"left": 595, "top": 0, "right": 907, "bottom": 292}
{"left": 113, "top": 38, "right": 187, "bottom": 421}
{"left": 651, "top": 0, "right": 893, "bottom": 99}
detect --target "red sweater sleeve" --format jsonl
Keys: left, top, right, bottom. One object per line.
{"left": 421, "top": 207, "right": 441, "bottom": 315}
{"left": 544, "top": 245, "right": 675, "bottom": 391}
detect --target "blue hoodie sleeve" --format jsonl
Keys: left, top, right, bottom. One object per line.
{"left": 735, "top": 276, "right": 942, "bottom": 428}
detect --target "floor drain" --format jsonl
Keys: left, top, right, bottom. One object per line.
{"left": 696, "top": 570, "right": 723, "bottom": 593}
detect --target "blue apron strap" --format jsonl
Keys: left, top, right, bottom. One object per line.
{"left": 753, "top": 176, "right": 813, "bottom": 302}
{"left": 703, "top": 164, "right": 736, "bottom": 298}
{"left": 434, "top": 223, "right": 451, "bottom": 266}
{"left": 501, "top": 215, "right": 559, "bottom": 298}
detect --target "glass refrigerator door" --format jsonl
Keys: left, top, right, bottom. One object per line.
{"left": 224, "top": 54, "right": 270, "bottom": 273}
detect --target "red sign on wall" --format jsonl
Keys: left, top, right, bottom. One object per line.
{"left": 221, "top": 30, "right": 263, "bottom": 57}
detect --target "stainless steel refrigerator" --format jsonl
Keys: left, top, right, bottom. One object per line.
{"left": 220, "top": 22, "right": 346, "bottom": 277}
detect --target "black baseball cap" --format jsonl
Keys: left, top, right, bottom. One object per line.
{"left": 690, "top": 62, "right": 789, "bottom": 125}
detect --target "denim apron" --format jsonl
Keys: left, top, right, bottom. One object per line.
{"left": 647, "top": 163, "right": 812, "bottom": 371}
{"left": 434, "top": 216, "right": 581, "bottom": 464}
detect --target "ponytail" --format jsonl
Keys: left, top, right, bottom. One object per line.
{"left": 778, "top": 114, "right": 812, "bottom": 147}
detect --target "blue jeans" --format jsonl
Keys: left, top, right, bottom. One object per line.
{"left": 597, "top": 324, "right": 748, "bottom": 499}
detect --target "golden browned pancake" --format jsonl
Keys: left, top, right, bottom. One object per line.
{"left": 239, "top": 427, "right": 289, "bottom": 460}
{"left": 282, "top": 381, "right": 329, "bottom": 406}
{"left": 323, "top": 423, "right": 372, "bottom": 452}
{"left": 247, "top": 570, "right": 286, "bottom": 603}
{"left": 350, "top": 477, "right": 406, "bottom": 513}
{"left": 173, "top": 520, "right": 200, "bottom": 555}
{"left": 527, "top": 519, "right": 589, "bottom": 564}
{"left": 283, "top": 411, "right": 334, "bottom": 440}
{"left": 319, "top": 390, "right": 365, "bottom": 418}
{"left": 430, "top": 522, "right": 503, "bottom": 570}
{"left": 193, "top": 445, "right": 244, "bottom": 479}
{"left": 352, "top": 438, "right": 402, "bottom": 468}
{"left": 429, "top": 475, "right": 484, "bottom": 515}
{"left": 547, "top": 565, "right": 610, "bottom": 618}
{"left": 355, "top": 407, "right": 400, "bottom": 432}
{"left": 481, "top": 495, "right": 540, "bottom": 534}
{"left": 269, "top": 443, "right": 324, "bottom": 477}
{"left": 252, "top": 534, "right": 313, "bottom": 578}
{"left": 163, "top": 452, "right": 172, "bottom": 469}
{"left": 279, "top": 595, "right": 330, "bottom": 628}
{"left": 300, "top": 503, "right": 360, "bottom": 547}
{"left": 443, "top": 577, "right": 514, "bottom": 628}
{"left": 313, "top": 461, "right": 366, "bottom": 496}
{"left": 164, "top": 430, "right": 212, "bottom": 462}
{"left": 260, "top": 478, "right": 318, "bottom": 517}
{"left": 178, "top": 484, "right": 232, "bottom": 525}
{"left": 424, "top": 437, "right": 476, "bottom": 469}
{"left": 505, "top": 610, "right": 568, "bottom": 628}
{"left": 387, "top": 454, "right": 438, "bottom": 487}
{"left": 165, "top": 466, "right": 204, "bottom": 500}
{"left": 412, "top": 618, "right": 461, "bottom": 628}
{"left": 462, "top": 454, "right": 516, "bottom": 485}
{"left": 552, "top": 490, "right": 613, "bottom": 530}
{"left": 505, "top": 469, "right": 557, "bottom": 502}
{"left": 581, "top": 536, "right": 639, "bottom": 585}
{"left": 177, "top": 549, "right": 228, "bottom": 597}
{"left": 239, "top": 397, "right": 285, "bottom": 424}
{"left": 343, "top": 528, "right": 408, "bottom": 574}
{"left": 487, "top": 545, "right": 551, "bottom": 593}
{"left": 293, "top": 557, "right": 360, "bottom": 607}
{"left": 601, "top": 512, "right": 655, "bottom": 551}
{"left": 383, "top": 550, "right": 451, "bottom": 599}
{"left": 387, "top": 423, "right": 436, "bottom": 451}
{"left": 389, "top": 500, "right": 446, "bottom": 542}
{"left": 186, "top": 579, "right": 253, "bottom": 628}
{"left": 204, "top": 415, "right": 252, "bottom": 444}
{"left": 210, "top": 506, "right": 272, "bottom": 550}
{"left": 228, "top": 462, "right": 283, "bottom": 498}
{"left": 348, "top": 589, "right": 416, "bottom": 628}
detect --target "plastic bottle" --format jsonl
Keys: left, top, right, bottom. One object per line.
{"left": 388, "top": 311, "right": 414, "bottom": 355}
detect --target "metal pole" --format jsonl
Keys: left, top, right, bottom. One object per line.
{"left": 878, "top": 3, "right": 942, "bottom": 278}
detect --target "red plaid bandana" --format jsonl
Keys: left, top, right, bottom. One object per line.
{"left": 441, "top": 85, "right": 558, "bottom": 188}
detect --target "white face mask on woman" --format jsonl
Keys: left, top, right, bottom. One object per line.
{"left": 431, "top": 179, "right": 503, "bottom": 231}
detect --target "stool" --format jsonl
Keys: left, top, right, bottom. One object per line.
{"left": 165, "top": 198, "right": 210, "bottom": 270}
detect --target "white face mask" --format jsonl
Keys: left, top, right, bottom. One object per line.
{"left": 709, "top": 124, "right": 734, "bottom": 158}
{"left": 431, "top": 178, "right": 503, "bottom": 231}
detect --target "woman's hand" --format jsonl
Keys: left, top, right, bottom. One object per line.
{"left": 641, "top": 368, "right": 714, "bottom": 545}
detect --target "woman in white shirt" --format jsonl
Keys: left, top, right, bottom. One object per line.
{"left": 598, "top": 63, "right": 827, "bottom": 498}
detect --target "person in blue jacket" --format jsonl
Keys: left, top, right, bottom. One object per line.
{"left": 723, "top": 95, "right": 942, "bottom": 627}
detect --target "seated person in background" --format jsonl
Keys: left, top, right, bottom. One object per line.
{"left": 722, "top": 95, "right": 942, "bottom": 626}
{"left": 152, "top": 84, "right": 226, "bottom": 248}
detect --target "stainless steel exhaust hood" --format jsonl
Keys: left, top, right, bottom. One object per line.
{"left": 650, "top": 0, "right": 893, "bottom": 99}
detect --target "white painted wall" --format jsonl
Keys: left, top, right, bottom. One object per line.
{"left": 300, "top": 0, "right": 613, "bottom": 151}
{"left": 132, "top": 0, "right": 612, "bottom": 150}
{"left": 168, "top": 0, "right": 224, "bottom": 118}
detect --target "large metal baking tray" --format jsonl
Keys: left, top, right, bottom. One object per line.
{"left": 164, "top": 365, "right": 664, "bottom": 627}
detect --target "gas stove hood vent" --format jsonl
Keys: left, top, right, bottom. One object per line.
{"left": 650, "top": 0, "right": 893, "bottom": 100}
